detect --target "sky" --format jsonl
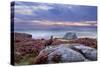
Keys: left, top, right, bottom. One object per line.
{"left": 11, "top": 1, "right": 97, "bottom": 30}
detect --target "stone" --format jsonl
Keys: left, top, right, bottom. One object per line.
{"left": 34, "top": 44, "right": 86, "bottom": 64}
{"left": 33, "top": 44, "right": 97, "bottom": 64}
{"left": 48, "top": 45, "right": 85, "bottom": 63}
{"left": 71, "top": 45, "right": 97, "bottom": 61}
{"left": 63, "top": 32, "right": 77, "bottom": 40}
{"left": 14, "top": 32, "right": 32, "bottom": 38}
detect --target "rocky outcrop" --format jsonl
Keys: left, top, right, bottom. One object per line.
{"left": 63, "top": 32, "right": 77, "bottom": 40}
{"left": 45, "top": 36, "right": 53, "bottom": 46}
{"left": 33, "top": 44, "right": 97, "bottom": 64}
{"left": 14, "top": 32, "right": 32, "bottom": 38}
{"left": 71, "top": 45, "right": 97, "bottom": 61}
{"left": 48, "top": 45, "right": 86, "bottom": 63}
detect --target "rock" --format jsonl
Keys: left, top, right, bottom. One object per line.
{"left": 71, "top": 45, "right": 97, "bottom": 61}
{"left": 14, "top": 32, "right": 32, "bottom": 38}
{"left": 33, "top": 44, "right": 86, "bottom": 64}
{"left": 48, "top": 45, "right": 85, "bottom": 63}
{"left": 33, "top": 44, "right": 97, "bottom": 64}
{"left": 63, "top": 32, "right": 77, "bottom": 40}
{"left": 45, "top": 36, "right": 53, "bottom": 46}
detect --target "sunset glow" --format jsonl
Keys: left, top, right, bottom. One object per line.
{"left": 31, "top": 20, "right": 97, "bottom": 27}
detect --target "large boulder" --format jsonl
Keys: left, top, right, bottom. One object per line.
{"left": 48, "top": 45, "right": 86, "bottom": 63}
{"left": 33, "top": 44, "right": 97, "bottom": 64}
{"left": 71, "top": 45, "right": 97, "bottom": 61}
{"left": 33, "top": 44, "right": 86, "bottom": 64}
{"left": 63, "top": 32, "right": 77, "bottom": 40}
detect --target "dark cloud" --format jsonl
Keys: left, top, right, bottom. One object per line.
{"left": 13, "top": 1, "right": 97, "bottom": 22}
{"left": 11, "top": 1, "right": 97, "bottom": 30}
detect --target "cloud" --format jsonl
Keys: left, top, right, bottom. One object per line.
{"left": 14, "top": 18, "right": 97, "bottom": 31}
{"left": 14, "top": 17, "right": 23, "bottom": 23}
{"left": 13, "top": 1, "right": 97, "bottom": 24}
{"left": 31, "top": 5, "right": 53, "bottom": 11}
{"left": 16, "top": 19, "right": 97, "bottom": 26}
{"left": 15, "top": 9, "right": 33, "bottom": 15}
{"left": 14, "top": 16, "right": 97, "bottom": 27}
{"left": 14, "top": 3, "right": 54, "bottom": 16}
{"left": 37, "top": 21, "right": 97, "bottom": 27}
{"left": 84, "top": 21, "right": 97, "bottom": 24}
{"left": 83, "top": 21, "right": 97, "bottom": 26}
{"left": 14, "top": 5, "right": 34, "bottom": 15}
